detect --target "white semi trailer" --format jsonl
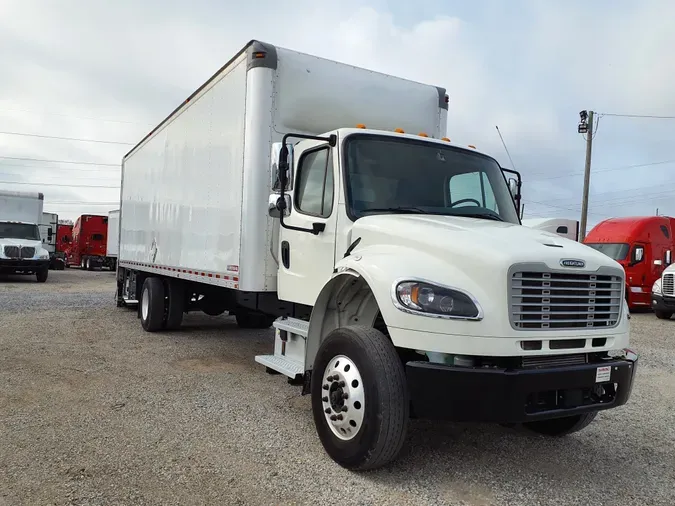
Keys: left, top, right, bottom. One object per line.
{"left": 105, "top": 209, "right": 119, "bottom": 271}
{"left": 115, "top": 40, "right": 638, "bottom": 470}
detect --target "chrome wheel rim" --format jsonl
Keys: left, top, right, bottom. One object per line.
{"left": 141, "top": 286, "right": 149, "bottom": 321}
{"left": 321, "top": 355, "right": 365, "bottom": 441}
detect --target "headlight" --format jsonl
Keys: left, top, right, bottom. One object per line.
{"left": 652, "top": 279, "right": 662, "bottom": 295}
{"left": 38, "top": 251, "right": 49, "bottom": 259}
{"left": 394, "top": 280, "right": 482, "bottom": 319}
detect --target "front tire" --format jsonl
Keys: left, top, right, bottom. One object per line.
{"left": 655, "top": 310, "right": 673, "bottom": 320}
{"left": 140, "top": 277, "right": 165, "bottom": 332}
{"left": 524, "top": 412, "right": 597, "bottom": 436}
{"left": 36, "top": 268, "right": 48, "bottom": 283}
{"left": 311, "top": 325, "right": 409, "bottom": 471}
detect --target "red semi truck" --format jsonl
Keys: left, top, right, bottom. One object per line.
{"left": 584, "top": 216, "right": 675, "bottom": 309}
{"left": 66, "top": 214, "right": 109, "bottom": 270}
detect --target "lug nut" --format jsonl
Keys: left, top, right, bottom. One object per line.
{"left": 322, "top": 396, "right": 328, "bottom": 402}
{"left": 341, "top": 406, "right": 348, "bottom": 412}
{"left": 342, "top": 393, "right": 349, "bottom": 400}
{"left": 323, "top": 384, "right": 329, "bottom": 390}
{"left": 338, "top": 381, "right": 345, "bottom": 388}
{"left": 337, "top": 414, "right": 343, "bottom": 420}
{"left": 330, "top": 415, "right": 337, "bottom": 421}
{"left": 325, "top": 408, "right": 331, "bottom": 414}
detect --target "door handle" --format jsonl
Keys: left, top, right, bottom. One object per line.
{"left": 281, "top": 241, "right": 290, "bottom": 269}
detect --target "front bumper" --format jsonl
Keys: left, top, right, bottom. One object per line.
{"left": 406, "top": 352, "right": 638, "bottom": 423}
{"left": 0, "top": 258, "right": 50, "bottom": 274}
{"left": 651, "top": 293, "right": 675, "bottom": 313}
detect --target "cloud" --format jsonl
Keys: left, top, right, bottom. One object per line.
{"left": 0, "top": 0, "right": 673, "bottom": 224}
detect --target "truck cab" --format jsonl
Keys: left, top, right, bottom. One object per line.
{"left": 0, "top": 221, "right": 51, "bottom": 282}
{"left": 652, "top": 263, "right": 675, "bottom": 320}
{"left": 584, "top": 216, "right": 675, "bottom": 309}
{"left": 259, "top": 126, "right": 637, "bottom": 468}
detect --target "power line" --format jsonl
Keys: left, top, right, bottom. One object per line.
{"left": 600, "top": 112, "right": 675, "bottom": 120}
{"left": 0, "top": 164, "right": 119, "bottom": 173}
{"left": 529, "top": 159, "right": 675, "bottom": 182}
{"left": 543, "top": 181, "right": 675, "bottom": 204}
{"left": 0, "top": 171, "right": 118, "bottom": 181}
{"left": 0, "top": 130, "right": 134, "bottom": 145}
{"left": 0, "top": 106, "right": 153, "bottom": 126}
{"left": 0, "top": 156, "right": 119, "bottom": 167}
{"left": 0, "top": 180, "right": 118, "bottom": 188}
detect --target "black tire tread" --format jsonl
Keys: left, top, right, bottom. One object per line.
{"left": 655, "top": 310, "right": 673, "bottom": 320}
{"left": 36, "top": 269, "right": 48, "bottom": 283}
{"left": 141, "top": 277, "right": 165, "bottom": 332}
{"left": 164, "top": 279, "right": 185, "bottom": 330}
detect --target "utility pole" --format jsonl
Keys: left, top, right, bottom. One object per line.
{"left": 578, "top": 110, "right": 594, "bottom": 242}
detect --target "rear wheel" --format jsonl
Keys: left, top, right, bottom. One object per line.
{"left": 524, "top": 412, "right": 597, "bottom": 436}
{"left": 234, "top": 309, "right": 275, "bottom": 329}
{"left": 655, "top": 310, "right": 673, "bottom": 320}
{"left": 140, "top": 277, "right": 165, "bottom": 332}
{"left": 311, "top": 326, "right": 409, "bottom": 471}
{"left": 36, "top": 268, "right": 48, "bottom": 283}
{"left": 164, "top": 279, "right": 185, "bottom": 330}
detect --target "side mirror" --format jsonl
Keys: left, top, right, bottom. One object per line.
{"left": 666, "top": 250, "right": 672, "bottom": 265}
{"left": 271, "top": 142, "right": 294, "bottom": 193}
{"left": 630, "top": 245, "right": 644, "bottom": 265}
{"left": 268, "top": 193, "right": 291, "bottom": 218}
{"left": 508, "top": 178, "right": 518, "bottom": 198}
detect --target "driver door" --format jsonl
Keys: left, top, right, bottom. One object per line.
{"left": 277, "top": 141, "right": 338, "bottom": 306}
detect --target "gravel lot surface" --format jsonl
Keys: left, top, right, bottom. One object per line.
{"left": 1, "top": 270, "right": 674, "bottom": 505}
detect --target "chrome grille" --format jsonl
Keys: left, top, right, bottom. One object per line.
{"left": 664, "top": 273, "right": 675, "bottom": 297}
{"left": 510, "top": 269, "right": 623, "bottom": 330}
{"left": 2, "top": 246, "right": 35, "bottom": 258}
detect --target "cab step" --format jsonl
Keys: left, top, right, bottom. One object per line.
{"left": 254, "top": 317, "right": 308, "bottom": 380}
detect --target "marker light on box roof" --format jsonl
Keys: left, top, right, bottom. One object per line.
{"left": 355, "top": 124, "right": 366, "bottom": 129}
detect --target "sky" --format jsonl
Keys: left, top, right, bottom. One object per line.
{"left": 1, "top": 0, "right": 674, "bottom": 231}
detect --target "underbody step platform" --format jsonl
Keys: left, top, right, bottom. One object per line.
{"left": 254, "top": 317, "right": 308, "bottom": 379}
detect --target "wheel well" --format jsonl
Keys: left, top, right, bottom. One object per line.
{"left": 306, "top": 274, "right": 383, "bottom": 371}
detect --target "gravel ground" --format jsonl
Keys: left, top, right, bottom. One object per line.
{"left": 1, "top": 269, "right": 674, "bottom": 505}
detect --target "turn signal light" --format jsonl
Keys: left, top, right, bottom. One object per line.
{"left": 394, "top": 128, "right": 405, "bottom": 133}
{"left": 356, "top": 124, "right": 366, "bottom": 129}
{"left": 441, "top": 137, "right": 451, "bottom": 142}
{"left": 418, "top": 132, "right": 428, "bottom": 137}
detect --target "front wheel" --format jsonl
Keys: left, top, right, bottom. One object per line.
{"left": 36, "top": 268, "right": 48, "bottom": 283}
{"left": 524, "top": 412, "right": 597, "bottom": 436}
{"left": 655, "top": 310, "right": 673, "bottom": 320}
{"left": 311, "top": 326, "right": 409, "bottom": 471}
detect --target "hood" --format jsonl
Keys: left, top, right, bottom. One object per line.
{"left": 0, "top": 237, "right": 43, "bottom": 247}
{"left": 351, "top": 214, "right": 622, "bottom": 273}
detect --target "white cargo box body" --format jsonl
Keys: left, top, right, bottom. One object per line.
{"left": 107, "top": 209, "right": 119, "bottom": 258}
{"left": 119, "top": 40, "right": 449, "bottom": 292}
{"left": 39, "top": 212, "right": 58, "bottom": 254}
{"left": 0, "top": 190, "right": 44, "bottom": 224}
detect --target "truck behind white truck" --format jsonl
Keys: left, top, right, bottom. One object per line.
{"left": 39, "top": 211, "right": 66, "bottom": 270}
{"left": 0, "top": 190, "right": 51, "bottom": 282}
{"left": 651, "top": 263, "right": 675, "bottom": 320}
{"left": 105, "top": 209, "right": 119, "bottom": 271}
{"left": 115, "top": 40, "right": 638, "bottom": 470}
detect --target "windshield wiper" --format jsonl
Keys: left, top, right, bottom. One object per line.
{"left": 361, "top": 207, "right": 429, "bottom": 215}
{"left": 466, "top": 212, "right": 504, "bottom": 222}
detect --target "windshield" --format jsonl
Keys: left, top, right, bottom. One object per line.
{"left": 586, "top": 242, "right": 630, "bottom": 261}
{"left": 0, "top": 222, "right": 41, "bottom": 240}
{"left": 343, "top": 134, "right": 520, "bottom": 224}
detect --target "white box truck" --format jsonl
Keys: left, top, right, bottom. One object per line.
{"left": 105, "top": 209, "right": 119, "bottom": 271}
{"left": 522, "top": 218, "right": 580, "bottom": 241}
{"left": 0, "top": 190, "right": 51, "bottom": 281}
{"left": 115, "top": 40, "right": 638, "bottom": 470}
{"left": 39, "top": 211, "right": 66, "bottom": 270}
